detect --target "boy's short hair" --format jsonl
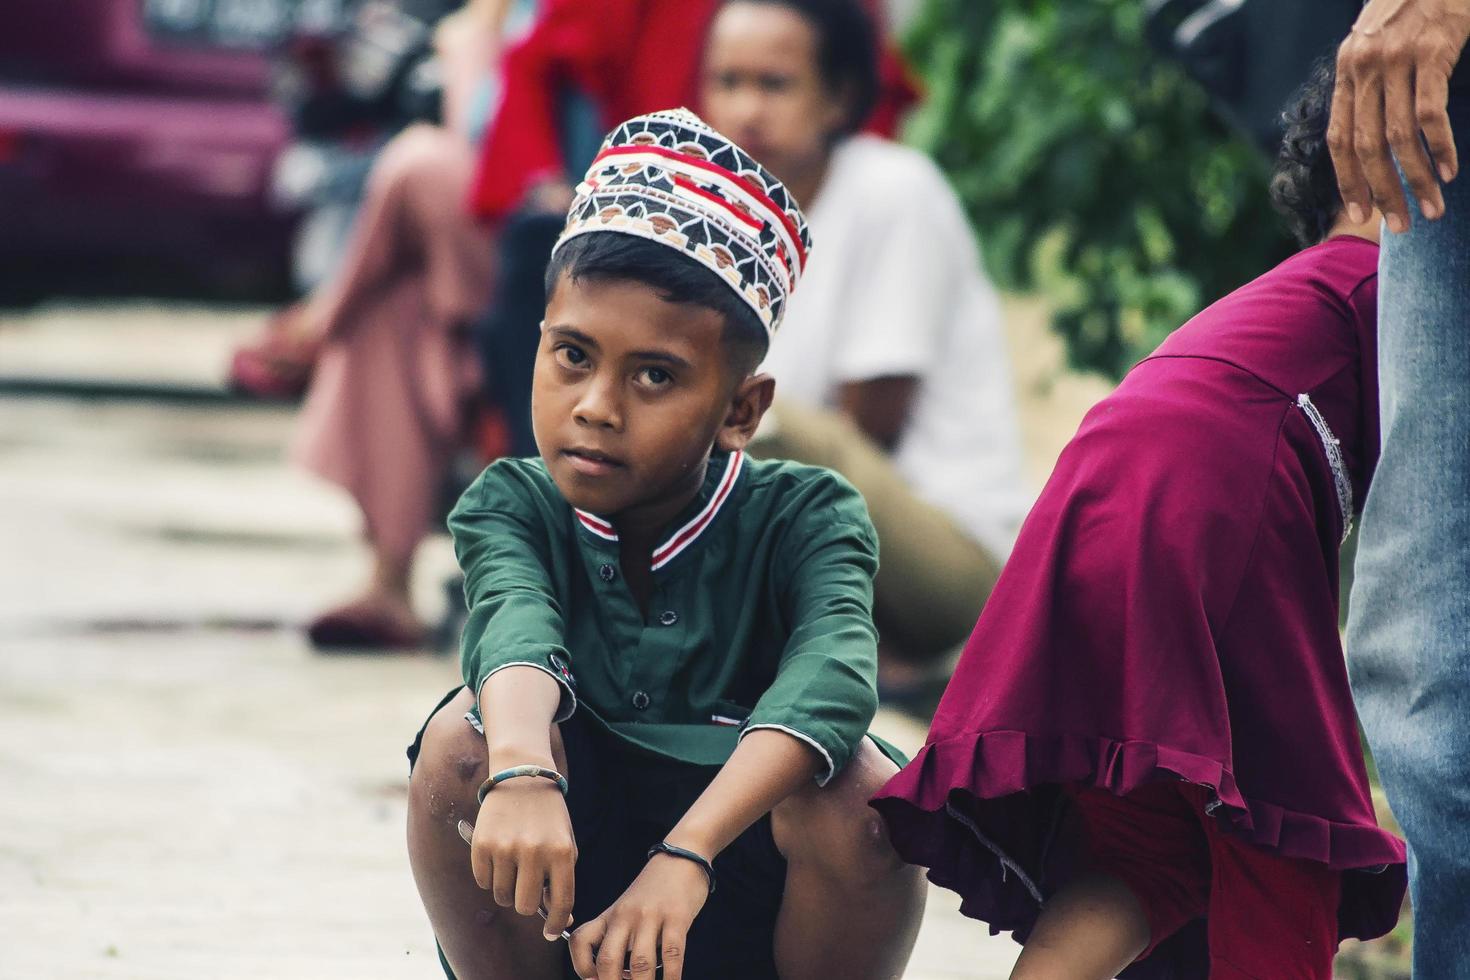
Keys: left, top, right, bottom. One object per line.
{"left": 1270, "top": 58, "right": 1343, "bottom": 247}
{"left": 545, "top": 231, "right": 770, "bottom": 374}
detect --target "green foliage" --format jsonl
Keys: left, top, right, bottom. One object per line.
{"left": 904, "top": 0, "right": 1295, "bottom": 377}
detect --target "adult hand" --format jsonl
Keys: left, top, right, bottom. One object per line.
{"left": 568, "top": 853, "right": 711, "bottom": 980}
{"left": 1329, "top": 0, "right": 1470, "bottom": 232}
{"left": 470, "top": 778, "right": 578, "bottom": 940}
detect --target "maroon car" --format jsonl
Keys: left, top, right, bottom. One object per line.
{"left": 0, "top": 0, "right": 324, "bottom": 301}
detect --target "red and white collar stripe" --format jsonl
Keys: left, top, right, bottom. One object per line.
{"left": 573, "top": 451, "right": 745, "bottom": 571}
{"left": 575, "top": 510, "right": 618, "bottom": 542}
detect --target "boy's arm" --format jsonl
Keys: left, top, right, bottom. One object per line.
{"left": 449, "top": 464, "right": 579, "bottom": 940}
{"left": 450, "top": 463, "right": 576, "bottom": 720}
{"left": 473, "top": 664, "right": 577, "bottom": 941}
{"left": 741, "top": 477, "right": 882, "bottom": 786}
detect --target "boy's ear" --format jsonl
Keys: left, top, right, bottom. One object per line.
{"left": 715, "top": 373, "right": 775, "bottom": 453}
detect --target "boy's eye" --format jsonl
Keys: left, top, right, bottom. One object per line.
{"left": 554, "top": 344, "right": 588, "bottom": 368}
{"left": 638, "top": 366, "right": 673, "bottom": 387}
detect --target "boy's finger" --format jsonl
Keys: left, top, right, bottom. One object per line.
{"left": 490, "top": 854, "right": 518, "bottom": 908}
{"left": 1384, "top": 63, "right": 1444, "bottom": 219}
{"left": 1416, "top": 64, "right": 1459, "bottom": 185}
{"left": 569, "top": 916, "right": 605, "bottom": 979}
{"left": 469, "top": 839, "right": 492, "bottom": 892}
{"left": 627, "top": 924, "right": 659, "bottom": 980}
{"left": 1329, "top": 57, "right": 1368, "bottom": 222}
{"left": 659, "top": 925, "right": 688, "bottom": 980}
{"left": 594, "top": 920, "right": 633, "bottom": 980}
{"left": 513, "top": 856, "right": 545, "bottom": 917}
{"left": 544, "top": 859, "right": 576, "bottom": 939}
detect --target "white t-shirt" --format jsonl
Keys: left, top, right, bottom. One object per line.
{"left": 761, "top": 135, "right": 1029, "bottom": 559}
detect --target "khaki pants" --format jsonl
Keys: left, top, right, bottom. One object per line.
{"left": 750, "top": 403, "right": 1001, "bottom": 663}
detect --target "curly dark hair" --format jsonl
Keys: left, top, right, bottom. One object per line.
{"left": 725, "top": 0, "right": 880, "bottom": 135}
{"left": 1270, "top": 57, "right": 1344, "bottom": 247}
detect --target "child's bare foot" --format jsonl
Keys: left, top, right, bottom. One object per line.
{"left": 306, "top": 590, "right": 427, "bottom": 651}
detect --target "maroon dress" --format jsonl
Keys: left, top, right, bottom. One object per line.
{"left": 872, "top": 236, "right": 1407, "bottom": 974}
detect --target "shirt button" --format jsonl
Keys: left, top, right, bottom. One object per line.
{"left": 632, "top": 691, "right": 651, "bottom": 711}
{"left": 598, "top": 563, "right": 617, "bottom": 583}
{"left": 658, "top": 610, "right": 679, "bottom": 627}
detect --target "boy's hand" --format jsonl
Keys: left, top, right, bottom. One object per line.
{"left": 470, "top": 778, "right": 577, "bottom": 940}
{"left": 569, "top": 854, "right": 711, "bottom": 980}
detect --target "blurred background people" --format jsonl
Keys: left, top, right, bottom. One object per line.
{"left": 463, "top": 0, "right": 918, "bottom": 457}
{"left": 232, "top": 0, "right": 511, "bottom": 649}
{"left": 699, "top": 0, "right": 1029, "bottom": 697}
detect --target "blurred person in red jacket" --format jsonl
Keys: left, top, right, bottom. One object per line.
{"left": 467, "top": 0, "right": 914, "bottom": 222}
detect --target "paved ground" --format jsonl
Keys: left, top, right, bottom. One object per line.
{"left": 0, "top": 304, "right": 1035, "bottom": 979}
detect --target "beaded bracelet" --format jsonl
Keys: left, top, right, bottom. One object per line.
{"left": 647, "top": 841, "right": 717, "bottom": 895}
{"left": 476, "top": 765, "right": 570, "bottom": 805}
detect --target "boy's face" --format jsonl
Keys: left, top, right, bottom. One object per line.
{"left": 532, "top": 273, "right": 770, "bottom": 520}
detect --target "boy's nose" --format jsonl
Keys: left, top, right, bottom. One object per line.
{"left": 572, "top": 380, "right": 622, "bottom": 430}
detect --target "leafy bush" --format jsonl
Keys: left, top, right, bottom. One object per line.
{"left": 904, "top": 0, "right": 1295, "bottom": 377}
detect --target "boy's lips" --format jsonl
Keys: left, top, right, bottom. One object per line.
{"left": 562, "top": 447, "right": 625, "bottom": 476}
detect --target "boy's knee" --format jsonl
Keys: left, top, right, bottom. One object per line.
{"left": 409, "top": 690, "right": 486, "bottom": 823}
{"left": 772, "top": 740, "right": 907, "bottom": 880}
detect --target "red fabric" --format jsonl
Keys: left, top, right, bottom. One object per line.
{"left": 468, "top": 0, "right": 919, "bottom": 219}
{"left": 869, "top": 237, "right": 1406, "bottom": 978}
{"left": 1072, "top": 782, "right": 1342, "bottom": 977}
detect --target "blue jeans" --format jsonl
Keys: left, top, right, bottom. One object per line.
{"left": 1347, "top": 85, "right": 1470, "bottom": 976}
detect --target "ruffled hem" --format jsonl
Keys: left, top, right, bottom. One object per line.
{"left": 870, "top": 730, "right": 1407, "bottom": 950}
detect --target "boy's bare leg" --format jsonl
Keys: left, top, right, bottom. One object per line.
{"left": 770, "top": 739, "right": 927, "bottom": 980}
{"left": 1008, "top": 873, "right": 1150, "bottom": 980}
{"left": 406, "top": 688, "right": 565, "bottom": 980}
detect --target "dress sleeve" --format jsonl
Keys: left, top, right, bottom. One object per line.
{"left": 742, "top": 475, "right": 881, "bottom": 785}
{"left": 448, "top": 463, "right": 577, "bottom": 721}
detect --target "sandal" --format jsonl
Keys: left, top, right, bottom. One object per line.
{"left": 227, "top": 306, "right": 321, "bottom": 400}
{"left": 307, "top": 600, "right": 427, "bottom": 653}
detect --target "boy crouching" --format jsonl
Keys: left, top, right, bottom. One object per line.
{"left": 405, "top": 109, "right": 926, "bottom": 980}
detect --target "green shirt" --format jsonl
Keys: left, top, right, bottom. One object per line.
{"left": 449, "top": 450, "right": 881, "bottom": 784}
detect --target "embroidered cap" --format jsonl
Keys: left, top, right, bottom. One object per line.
{"left": 551, "top": 108, "right": 813, "bottom": 336}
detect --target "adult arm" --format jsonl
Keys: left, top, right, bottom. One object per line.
{"left": 1328, "top": 0, "right": 1470, "bottom": 231}
{"left": 838, "top": 375, "right": 919, "bottom": 451}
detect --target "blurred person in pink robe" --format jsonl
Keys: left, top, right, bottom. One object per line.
{"left": 234, "top": 0, "right": 509, "bottom": 649}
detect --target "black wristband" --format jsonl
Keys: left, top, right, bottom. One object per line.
{"left": 647, "top": 840, "right": 717, "bottom": 894}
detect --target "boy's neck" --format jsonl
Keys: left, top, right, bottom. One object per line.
{"left": 611, "top": 455, "right": 712, "bottom": 557}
